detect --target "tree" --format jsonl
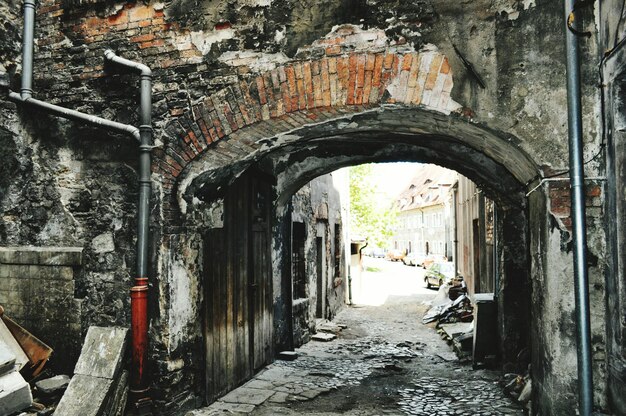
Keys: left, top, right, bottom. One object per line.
{"left": 349, "top": 164, "right": 396, "bottom": 249}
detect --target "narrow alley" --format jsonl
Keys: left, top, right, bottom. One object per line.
{"left": 188, "top": 258, "right": 524, "bottom": 416}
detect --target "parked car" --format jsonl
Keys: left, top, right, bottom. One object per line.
{"left": 402, "top": 252, "right": 426, "bottom": 267}
{"left": 424, "top": 261, "right": 456, "bottom": 288}
{"left": 386, "top": 249, "right": 406, "bottom": 262}
{"left": 372, "top": 248, "right": 386, "bottom": 258}
{"left": 422, "top": 254, "right": 447, "bottom": 269}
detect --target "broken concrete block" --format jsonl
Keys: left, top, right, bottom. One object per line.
{"left": 0, "top": 319, "right": 28, "bottom": 371}
{"left": 53, "top": 374, "right": 113, "bottom": 416}
{"left": 74, "top": 326, "right": 128, "bottom": 379}
{"left": 0, "top": 341, "right": 16, "bottom": 376}
{"left": 317, "top": 322, "right": 342, "bottom": 334}
{"left": 107, "top": 370, "right": 129, "bottom": 416}
{"left": 277, "top": 351, "right": 298, "bottom": 361}
{"left": 311, "top": 332, "right": 336, "bottom": 342}
{"left": 0, "top": 370, "right": 33, "bottom": 415}
{"left": 35, "top": 375, "right": 70, "bottom": 397}
{"left": 55, "top": 326, "right": 129, "bottom": 416}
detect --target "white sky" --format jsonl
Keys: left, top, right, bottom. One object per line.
{"left": 370, "top": 162, "right": 421, "bottom": 201}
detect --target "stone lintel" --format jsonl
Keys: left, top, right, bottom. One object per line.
{"left": 0, "top": 247, "right": 84, "bottom": 266}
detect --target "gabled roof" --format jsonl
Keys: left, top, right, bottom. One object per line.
{"left": 396, "top": 165, "right": 458, "bottom": 211}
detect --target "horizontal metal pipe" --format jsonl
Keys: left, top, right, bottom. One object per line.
{"left": 104, "top": 49, "right": 152, "bottom": 77}
{"left": 7, "top": 91, "right": 141, "bottom": 142}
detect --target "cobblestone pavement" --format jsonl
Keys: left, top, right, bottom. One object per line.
{"left": 188, "top": 262, "right": 525, "bottom": 415}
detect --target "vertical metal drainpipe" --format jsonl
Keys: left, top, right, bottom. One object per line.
{"left": 452, "top": 187, "right": 458, "bottom": 278}
{"left": 564, "top": 1, "right": 593, "bottom": 414}
{"left": 103, "top": 50, "right": 153, "bottom": 409}
{"left": 9, "top": 1, "right": 154, "bottom": 410}
{"left": 493, "top": 207, "right": 499, "bottom": 298}
{"left": 20, "top": 0, "right": 35, "bottom": 99}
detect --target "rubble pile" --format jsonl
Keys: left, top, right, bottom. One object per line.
{"left": 422, "top": 279, "right": 473, "bottom": 326}
{"left": 422, "top": 279, "right": 475, "bottom": 361}
{"left": 501, "top": 368, "right": 533, "bottom": 413}
{"left": 0, "top": 305, "right": 70, "bottom": 416}
{"left": 16, "top": 373, "right": 71, "bottom": 416}
{"left": 0, "top": 314, "right": 129, "bottom": 416}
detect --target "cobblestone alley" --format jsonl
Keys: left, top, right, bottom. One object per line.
{"left": 188, "top": 260, "right": 524, "bottom": 416}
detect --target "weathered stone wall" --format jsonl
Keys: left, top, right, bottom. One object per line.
{"left": 0, "top": 0, "right": 613, "bottom": 413}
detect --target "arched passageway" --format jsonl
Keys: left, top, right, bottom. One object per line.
{"left": 144, "top": 25, "right": 576, "bottom": 412}
{"left": 165, "top": 103, "right": 539, "bottom": 403}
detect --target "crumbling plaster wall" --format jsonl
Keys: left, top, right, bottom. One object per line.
{"left": 289, "top": 172, "right": 347, "bottom": 346}
{"left": 0, "top": 0, "right": 610, "bottom": 413}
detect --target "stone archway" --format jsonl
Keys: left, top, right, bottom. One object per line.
{"left": 151, "top": 25, "right": 541, "bottom": 408}
{"left": 152, "top": 25, "right": 473, "bottom": 218}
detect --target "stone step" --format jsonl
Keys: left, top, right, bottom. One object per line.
{"left": 311, "top": 332, "right": 336, "bottom": 342}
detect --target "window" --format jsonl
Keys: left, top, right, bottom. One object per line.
{"left": 334, "top": 224, "right": 341, "bottom": 279}
{"left": 292, "top": 222, "right": 307, "bottom": 299}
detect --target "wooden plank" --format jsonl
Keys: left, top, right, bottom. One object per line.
{"left": 203, "top": 231, "right": 214, "bottom": 399}
{"left": 250, "top": 177, "right": 273, "bottom": 371}
{"left": 225, "top": 183, "right": 235, "bottom": 392}
{"left": 236, "top": 176, "right": 250, "bottom": 384}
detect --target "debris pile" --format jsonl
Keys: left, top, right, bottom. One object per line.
{"left": 1, "top": 306, "right": 129, "bottom": 416}
{"left": 422, "top": 279, "right": 474, "bottom": 360}
{"left": 0, "top": 305, "right": 68, "bottom": 416}
{"left": 422, "top": 278, "right": 473, "bottom": 325}
{"left": 502, "top": 365, "right": 532, "bottom": 413}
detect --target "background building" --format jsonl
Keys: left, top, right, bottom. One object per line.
{"left": 393, "top": 165, "right": 457, "bottom": 259}
{"left": 453, "top": 175, "right": 496, "bottom": 297}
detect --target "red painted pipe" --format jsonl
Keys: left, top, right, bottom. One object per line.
{"left": 130, "top": 280, "right": 149, "bottom": 399}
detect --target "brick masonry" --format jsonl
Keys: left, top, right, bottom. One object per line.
{"left": 29, "top": 2, "right": 460, "bottom": 223}
{"left": 548, "top": 180, "right": 604, "bottom": 233}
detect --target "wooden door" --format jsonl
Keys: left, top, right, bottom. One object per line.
{"left": 204, "top": 172, "right": 274, "bottom": 402}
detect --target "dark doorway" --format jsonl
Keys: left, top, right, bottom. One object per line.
{"left": 292, "top": 222, "right": 307, "bottom": 299}
{"left": 316, "top": 236, "right": 324, "bottom": 318}
{"left": 473, "top": 218, "right": 481, "bottom": 293}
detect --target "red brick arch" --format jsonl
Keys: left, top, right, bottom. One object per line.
{"left": 152, "top": 35, "right": 460, "bottom": 200}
